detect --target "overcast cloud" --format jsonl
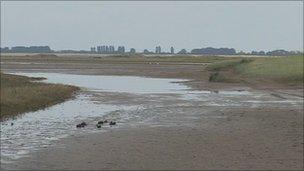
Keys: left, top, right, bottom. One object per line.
{"left": 1, "top": 1, "right": 303, "bottom": 52}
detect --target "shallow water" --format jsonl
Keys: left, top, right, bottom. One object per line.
{"left": 0, "top": 73, "right": 190, "bottom": 163}
{"left": 0, "top": 94, "right": 138, "bottom": 163}
{"left": 1, "top": 72, "right": 303, "bottom": 164}
{"left": 13, "top": 72, "right": 189, "bottom": 94}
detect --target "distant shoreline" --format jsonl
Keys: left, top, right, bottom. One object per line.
{"left": 0, "top": 52, "right": 280, "bottom": 58}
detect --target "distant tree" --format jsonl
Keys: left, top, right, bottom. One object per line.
{"left": 117, "top": 46, "right": 125, "bottom": 54}
{"left": 177, "top": 49, "right": 187, "bottom": 54}
{"left": 0, "top": 47, "right": 10, "bottom": 53}
{"left": 266, "top": 49, "right": 289, "bottom": 56}
{"left": 258, "top": 51, "right": 265, "bottom": 55}
{"left": 237, "top": 51, "right": 246, "bottom": 55}
{"left": 143, "top": 49, "right": 151, "bottom": 54}
{"left": 130, "top": 48, "right": 136, "bottom": 54}
{"left": 251, "top": 51, "right": 258, "bottom": 55}
{"left": 170, "top": 47, "right": 174, "bottom": 54}
{"left": 91, "top": 47, "right": 96, "bottom": 53}
{"left": 155, "top": 46, "right": 161, "bottom": 54}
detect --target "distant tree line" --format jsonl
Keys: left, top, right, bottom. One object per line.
{"left": 189, "top": 47, "right": 302, "bottom": 56}
{"left": 1, "top": 46, "right": 52, "bottom": 53}
{"left": 191, "top": 47, "right": 236, "bottom": 55}
{"left": 237, "top": 49, "right": 303, "bottom": 56}
{"left": 1, "top": 45, "right": 302, "bottom": 56}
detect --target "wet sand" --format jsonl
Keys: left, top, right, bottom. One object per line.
{"left": 1, "top": 55, "right": 303, "bottom": 170}
{"left": 3, "top": 107, "right": 303, "bottom": 170}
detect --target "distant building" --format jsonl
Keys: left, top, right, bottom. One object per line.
{"left": 130, "top": 48, "right": 136, "bottom": 54}
{"left": 170, "top": 47, "right": 174, "bottom": 54}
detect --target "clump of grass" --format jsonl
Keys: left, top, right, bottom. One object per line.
{"left": 0, "top": 73, "right": 79, "bottom": 120}
{"left": 209, "top": 72, "right": 222, "bottom": 82}
{"left": 207, "top": 58, "right": 252, "bottom": 71}
{"left": 207, "top": 58, "right": 253, "bottom": 83}
{"left": 208, "top": 72, "right": 240, "bottom": 83}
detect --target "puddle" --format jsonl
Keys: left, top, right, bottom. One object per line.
{"left": 1, "top": 72, "right": 303, "bottom": 164}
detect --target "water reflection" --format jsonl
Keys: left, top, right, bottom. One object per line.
{"left": 12, "top": 72, "right": 189, "bottom": 94}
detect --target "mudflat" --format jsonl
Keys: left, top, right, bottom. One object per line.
{"left": 1, "top": 54, "right": 303, "bottom": 170}
{"left": 4, "top": 107, "right": 303, "bottom": 170}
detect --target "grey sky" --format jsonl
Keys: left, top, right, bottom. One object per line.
{"left": 1, "top": 1, "right": 303, "bottom": 52}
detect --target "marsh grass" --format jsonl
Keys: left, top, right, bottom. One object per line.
{"left": 207, "top": 58, "right": 253, "bottom": 71}
{"left": 207, "top": 58, "right": 252, "bottom": 82}
{"left": 241, "top": 56, "right": 304, "bottom": 83}
{"left": 0, "top": 73, "right": 79, "bottom": 120}
{"left": 207, "top": 55, "right": 303, "bottom": 84}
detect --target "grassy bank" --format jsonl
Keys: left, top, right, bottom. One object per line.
{"left": 0, "top": 73, "right": 79, "bottom": 120}
{"left": 241, "top": 56, "right": 303, "bottom": 83}
{"left": 207, "top": 55, "right": 304, "bottom": 85}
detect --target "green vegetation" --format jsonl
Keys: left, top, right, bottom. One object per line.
{"left": 241, "top": 56, "right": 303, "bottom": 83}
{"left": 207, "top": 58, "right": 252, "bottom": 71}
{"left": 207, "top": 55, "right": 304, "bottom": 84}
{"left": 208, "top": 72, "right": 222, "bottom": 82}
{"left": 207, "top": 58, "right": 252, "bottom": 82}
{"left": 0, "top": 73, "right": 79, "bottom": 120}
